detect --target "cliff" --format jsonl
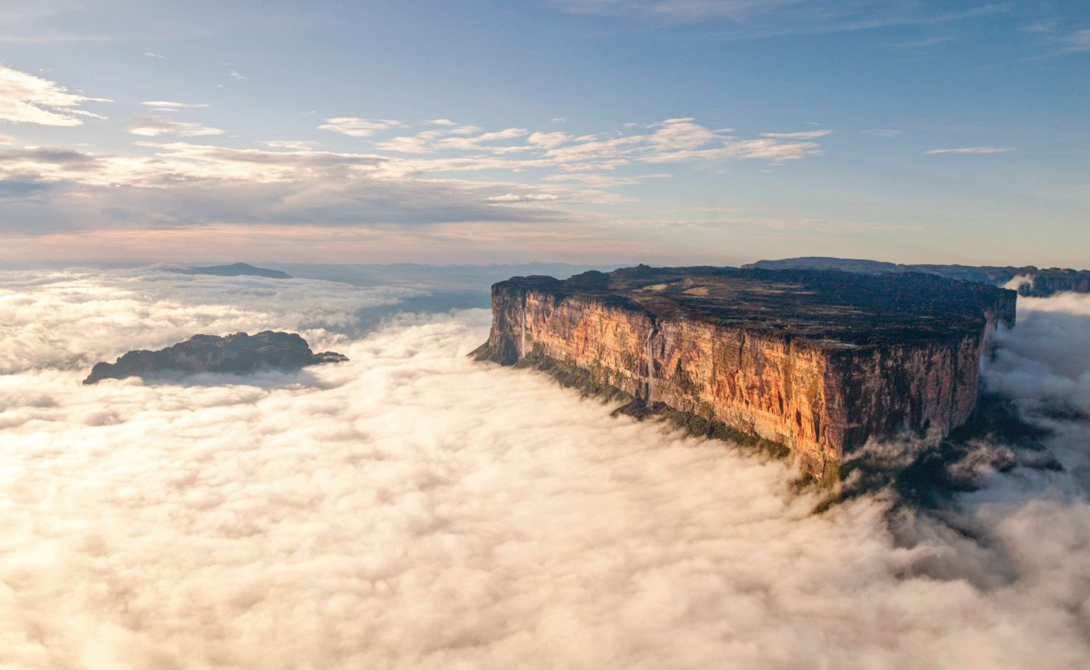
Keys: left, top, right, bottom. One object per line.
{"left": 474, "top": 266, "right": 1017, "bottom": 480}
{"left": 746, "top": 257, "right": 1090, "bottom": 297}
{"left": 84, "top": 331, "right": 347, "bottom": 384}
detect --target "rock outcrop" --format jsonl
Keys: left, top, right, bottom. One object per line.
{"left": 84, "top": 331, "right": 347, "bottom": 384}
{"left": 746, "top": 257, "right": 1090, "bottom": 297}
{"left": 474, "top": 266, "right": 1017, "bottom": 480}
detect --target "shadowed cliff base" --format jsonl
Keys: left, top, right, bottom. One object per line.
{"left": 480, "top": 344, "right": 1055, "bottom": 510}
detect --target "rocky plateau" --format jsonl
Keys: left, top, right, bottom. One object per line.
{"left": 474, "top": 266, "right": 1018, "bottom": 481}
{"left": 84, "top": 331, "right": 347, "bottom": 384}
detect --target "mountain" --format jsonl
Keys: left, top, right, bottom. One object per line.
{"left": 176, "top": 263, "right": 292, "bottom": 279}
{"left": 474, "top": 266, "right": 1016, "bottom": 483}
{"left": 84, "top": 331, "right": 346, "bottom": 384}
{"left": 745, "top": 257, "right": 1090, "bottom": 297}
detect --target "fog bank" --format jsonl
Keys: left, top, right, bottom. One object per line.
{"left": 0, "top": 269, "right": 1086, "bottom": 669}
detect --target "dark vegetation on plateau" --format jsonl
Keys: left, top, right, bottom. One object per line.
{"left": 493, "top": 265, "right": 1016, "bottom": 347}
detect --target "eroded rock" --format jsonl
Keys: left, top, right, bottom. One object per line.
{"left": 84, "top": 331, "right": 347, "bottom": 384}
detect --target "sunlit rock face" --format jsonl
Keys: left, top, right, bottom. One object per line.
{"left": 475, "top": 266, "right": 1017, "bottom": 479}
{"left": 84, "top": 331, "right": 348, "bottom": 384}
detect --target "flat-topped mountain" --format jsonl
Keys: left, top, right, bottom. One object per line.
{"left": 474, "top": 266, "right": 1016, "bottom": 480}
{"left": 175, "top": 263, "right": 292, "bottom": 279}
{"left": 746, "top": 257, "right": 1090, "bottom": 297}
{"left": 84, "top": 331, "right": 347, "bottom": 384}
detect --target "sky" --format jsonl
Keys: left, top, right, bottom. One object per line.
{"left": 0, "top": 0, "right": 1087, "bottom": 266}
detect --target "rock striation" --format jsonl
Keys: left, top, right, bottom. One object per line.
{"left": 84, "top": 331, "right": 347, "bottom": 384}
{"left": 474, "top": 266, "right": 1017, "bottom": 480}
{"left": 746, "top": 257, "right": 1090, "bottom": 297}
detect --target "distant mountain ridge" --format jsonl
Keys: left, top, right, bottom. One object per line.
{"left": 744, "top": 257, "right": 1090, "bottom": 297}
{"left": 175, "top": 263, "right": 292, "bottom": 279}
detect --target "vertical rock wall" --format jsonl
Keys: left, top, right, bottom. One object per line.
{"left": 478, "top": 281, "right": 997, "bottom": 478}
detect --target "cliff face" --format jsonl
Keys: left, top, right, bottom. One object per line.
{"left": 475, "top": 267, "right": 1016, "bottom": 478}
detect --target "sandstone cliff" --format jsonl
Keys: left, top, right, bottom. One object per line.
{"left": 474, "top": 267, "right": 1017, "bottom": 480}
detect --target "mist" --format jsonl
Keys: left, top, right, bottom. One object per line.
{"left": 0, "top": 268, "right": 1086, "bottom": 669}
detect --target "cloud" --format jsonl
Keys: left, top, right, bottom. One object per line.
{"left": 761, "top": 129, "right": 832, "bottom": 139}
{"left": 126, "top": 116, "right": 225, "bottom": 137}
{"left": 0, "top": 115, "right": 828, "bottom": 238}
{"left": 0, "top": 143, "right": 573, "bottom": 233}
{"left": 0, "top": 269, "right": 1087, "bottom": 668}
{"left": 923, "top": 146, "right": 1015, "bottom": 155}
{"left": 487, "top": 193, "right": 561, "bottom": 202}
{"left": 0, "top": 63, "right": 110, "bottom": 126}
{"left": 863, "top": 128, "right": 902, "bottom": 137}
{"left": 261, "top": 140, "right": 317, "bottom": 150}
{"left": 554, "top": 0, "right": 1006, "bottom": 35}
{"left": 1066, "top": 29, "right": 1090, "bottom": 52}
{"left": 319, "top": 117, "right": 405, "bottom": 138}
{"left": 229, "top": 69, "right": 247, "bottom": 80}
{"left": 141, "top": 101, "right": 210, "bottom": 112}
{"left": 144, "top": 51, "right": 166, "bottom": 59}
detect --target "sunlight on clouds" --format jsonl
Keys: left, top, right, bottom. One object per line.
{"left": 127, "top": 115, "right": 224, "bottom": 137}
{"left": 319, "top": 117, "right": 406, "bottom": 137}
{"left": 0, "top": 64, "right": 110, "bottom": 126}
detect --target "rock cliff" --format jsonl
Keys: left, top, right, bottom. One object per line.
{"left": 474, "top": 266, "right": 1017, "bottom": 480}
{"left": 84, "top": 331, "right": 347, "bottom": 384}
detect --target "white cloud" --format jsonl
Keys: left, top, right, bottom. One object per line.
{"left": 127, "top": 116, "right": 225, "bottom": 137}
{"left": 761, "top": 129, "right": 832, "bottom": 139}
{"left": 261, "top": 140, "right": 317, "bottom": 150}
{"left": 863, "top": 128, "right": 902, "bottom": 138}
{"left": 424, "top": 118, "right": 459, "bottom": 126}
{"left": 0, "top": 64, "right": 110, "bottom": 126}
{"left": 319, "top": 117, "right": 405, "bottom": 138}
{"left": 1066, "top": 29, "right": 1090, "bottom": 52}
{"left": 923, "top": 146, "right": 1015, "bottom": 155}
{"left": 0, "top": 269, "right": 1087, "bottom": 668}
{"left": 0, "top": 133, "right": 14, "bottom": 145}
{"left": 487, "top": 193, "right": 561, "bottom": 202}
{"left": 141, "top": 101, "right": 210, "bottom": 111}
{"left": 229, "top": 69, "right": 247, "bottom": 80}
{"left": 144, "top": 51, "right": 166, "bottom": 59}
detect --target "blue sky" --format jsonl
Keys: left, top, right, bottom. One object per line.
{"left": 0, "top": 0, "right": 1087, "bottom": 266}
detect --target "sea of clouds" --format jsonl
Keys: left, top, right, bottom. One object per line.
{"left": 0, "top": 268, "right": 1086, "bottom": 669}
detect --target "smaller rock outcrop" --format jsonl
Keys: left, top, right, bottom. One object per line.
{"left": 84, "top": 331, "right": 347, "bottom": 384}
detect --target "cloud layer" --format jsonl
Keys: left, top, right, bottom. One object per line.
{"left": 0, "top": 269, "right": 1086, "bottom": 669}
